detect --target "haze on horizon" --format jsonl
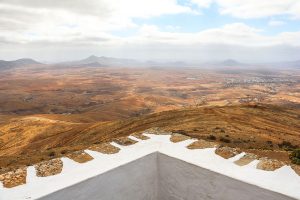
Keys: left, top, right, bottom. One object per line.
{"left": 0, "top": 0, "right": 300, "bottom": 63}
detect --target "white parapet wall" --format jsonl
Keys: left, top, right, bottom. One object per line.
{"left": 0, "top": 134, "right": 300, "bottom": 200}
{"left": 39, "top": 152, "right": 295, "bottom": 200}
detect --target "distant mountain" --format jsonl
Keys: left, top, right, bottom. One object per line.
{"left": 260, "top": 60, "right": 300, "bottom": 69}
{"left": 61, "top": 55, "right": 142, "bottom": 67}
{"left": 0, "top": 58, "right": 42, "bottom": 70}
{"left": 219, "top": 59, "right": 246, "bottom": 67}
{"left": 79, "top": 62, "right": 104, "bottom": 67}
{"left": 281, "top": 60, "right": 300, "bottom": 68}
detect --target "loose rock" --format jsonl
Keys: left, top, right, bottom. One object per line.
{"left": 131, "top": 132, "right": 150, "bottom": 140}
{"left": 291, "top": 164, "right": 300, "bottom": 176}
{"left": 234, "top": 153, "right": 258, "bottom": 166}
{"left": 170, "top": 133, "right": 191, "bottom": 143}
{"left": 35, "top": 158, "right": 63, "bottom": 177}
{"left": 144, "top": 127, "right": 171, "bottom": 135}
{"left": 113, "top": 137, "right": 138, "bottom": 146}
{"left": 89, "top": 143, "right": 120, "bottom": 154}
{"left": 0, "top": 167, "right": 27, "bottom": 188}
{"left": 66, "top": 150, "right": 94, "bottom": 163}
{"left": 256, "top": 158, "right": 285, "bottom": 171}
{"left": 215, "top": 146, "right": 241, "bottom": 159}
{"left": 187, "top": 139, "right": 218, "bottom": 149}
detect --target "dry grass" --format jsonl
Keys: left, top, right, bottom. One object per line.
{"left": 0, "top": 104, "right": 299, "bottom": 172}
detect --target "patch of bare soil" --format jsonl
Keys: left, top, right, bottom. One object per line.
{"left": 256, "top": 158, "right": 285, "bottom": 171}
{"left": 88, "top": 143, "right": 120, "bottom": 154}
{"left": 34, "top": 158, "right": 63, "bottom": 177}
{"left": 215, "top": 146, "right": 241, "bottom": 159}
{"left": 170, "top": 133, "right": 191, "bottom": 143}
{"left": 113, "top": 137, "right": 138, "bottom": 146}
{"left": 245, "top": 149, "right": 291, "bottom": 163}
{"left": 0, "top": 167, "right": 27, "bottom": 188}
{"left": 131, "top": 132, "right": 150, "bottom": 140}
{"left": 187, "top": 139, "right": 218, "bottom": 149}
{"left": 234, "top": 153, "right": 258, "bottom": 166}
{"left": 291, "top": 165, "right": 300, "bottom": 176}
{"left": 145, "top": 127, "right": 171, "bottom": 135}
{"left": 66, "top": 151, "right": 93, "bottom": 163}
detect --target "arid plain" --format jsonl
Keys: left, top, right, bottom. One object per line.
{"left": 0, "top": 61, "right": 300, "bottom": 173}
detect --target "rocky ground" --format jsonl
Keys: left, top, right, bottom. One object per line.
{"left": 234, "top": 153, "right": 258, "bottom": 166}
{"left": 215, "top": 146, "right": 241, "bottom": 159}
{"left": 131, "top": 132, "right": 150, "bottom": 140}
{"left": 113, "top": 137, "right": 138, "bottom": 146}
{"left": 187, "top": 139, "right": 219, "bottom": 149}
{"left": 0, "top": 167, "right": 27, "bottom": 188}
{"left": 0, "top": 133, "right": 299, "bottom": 188}
{"left": 256, "top": 158, "right": 285, "bottom": 171}
{"left": 88, "top": 143, "right": 120, "bottom": 154}
{"left": 66, "top": 151, "right": 94, "bottom": 163}
{"left": 35, "top": 158, "right": 63, "bottom": 177}
{"left": 170, "top": 133, "right": 191, "bottom": 143}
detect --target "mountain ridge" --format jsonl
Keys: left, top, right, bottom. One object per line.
{"left": 0, "top": 58, "right": 42, "bottom": 69}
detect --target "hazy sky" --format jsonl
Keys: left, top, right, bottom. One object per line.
{"left": 0, "top": 0, "right": 300, "bottom": 62}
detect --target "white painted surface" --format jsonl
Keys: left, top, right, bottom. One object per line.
{"left": 41, "top": 153, "right": 158, "bottom": 200}
{"left": 157, "top": 153, "right": 294, "bottom": 200}
{"left": 0, "top": 134, "right": 299, "bottom": 200}
{"left": 39, "top": 153, "right": 294, "bottom": 200}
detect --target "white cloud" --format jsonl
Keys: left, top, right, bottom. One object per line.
{"left": 191, "top": 0, "right": 300, "bottom": 19}
{"left": 215, "top": 0, "right": 300, "bottom": 19}
{"left": 108, "top": 23, "right": 300, "bottom": 62}
{"left": 2, "top": 0, "right": 193, "bottom": 18}
{"left": 128, "top": 23, "right": 274, "bottom": 47}
{"left": 0, "top": 1, "right": 300, "bottom": 62}
{"left": 0, "top": 0, "right": 194, "bottom": 44}
{"left": 191, "top": 0, "right": 213, "bottom": 8}
{"left": 268, "top": 20, "right": 285, "bottom": 27}
{"left": 277, "top": 31, "right": 300, "bottom": 46}
{"left": 165, "top": 25, "right": 181, "bottom": 31}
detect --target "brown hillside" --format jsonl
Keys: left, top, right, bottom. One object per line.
{"left": 0, "top": 104, "right": 299, "bottom": 171}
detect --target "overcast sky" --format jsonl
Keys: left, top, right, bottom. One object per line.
{"left": 0, "top": 0, "right": 300, "bottom": 62}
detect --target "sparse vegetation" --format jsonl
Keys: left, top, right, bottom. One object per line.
{"left": 173, "top": 130, "right": 188, "bottom": 135}
{"left": 0, "top": 102, "right": 299, "bottom": 173}
{"left": 290, "top": 149, "right": 300, "bottom": 165}
{"left": 207, "top": 135, "right": 216, "bottom": 140}
{"left": 48, "top": 152, "right": 55, "bottom": 157}
{"left": 60, "top": 150, "right": 67, "bottom": 155}
{"left": 220, "top": 137, "right": 231, "bottom": 143}
{"left": 278, "top": 141, "right": 299, "bottom": 150}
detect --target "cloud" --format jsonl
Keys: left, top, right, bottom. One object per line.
{"left": 106, "top": 23, "right": 300, "bottom": 62}
{"left": 165, "top": 25, "right": 181, "bottom": 31}
{"left": 128, "top": 23, "right": 286, "bottom": 47}
{"left": 191, "top": 0, "right": 213, "bottom": 8}
{"left": 0, "top": 0, "right": 194, "bottom": 44}
{"left": 268, "top": 20, "right": 285, "bottom": 27}
{"left": 191, "top": 0, "right": 300, "bottom": 19}
{"left": 0, "top": 1, "right": 300, "bottom": 62}
{"left": 215, "top": 0, "right": 300, "bottom": 19}
{"left": 1, "top": 20, "right": 300, "bottom": 62}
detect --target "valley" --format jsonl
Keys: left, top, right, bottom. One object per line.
{"left": 0, "top": 61, "right": 299, "bottom": 172}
